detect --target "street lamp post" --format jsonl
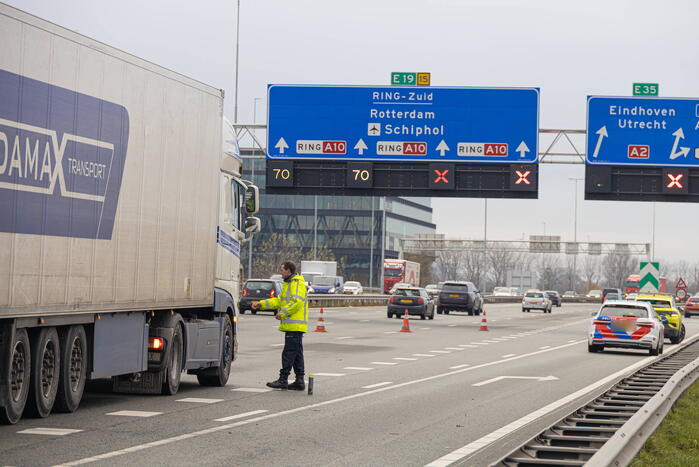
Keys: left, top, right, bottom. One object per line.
{"left": 247, "top": 97, "right": 263, "bottom": 278}
{"left": 569, "top": 177, "right": 583, "bottom": 291}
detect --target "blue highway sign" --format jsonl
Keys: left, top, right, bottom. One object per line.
{"left": 587, "top": 96, "right": 699, "bottom": 167}
{"left": 267, "top": 85, "right": 539, "bottom": 163}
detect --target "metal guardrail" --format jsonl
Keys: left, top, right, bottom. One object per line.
{"left": 492, "top": 335, "right": 699, "bottom": 466}
{"left": 586, "top": 345, "right": 699, "bottom": 467}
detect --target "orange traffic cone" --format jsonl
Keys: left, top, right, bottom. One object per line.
{"left": 479, "top": 310, "right": 489, "bottom": 332}
{"left": 314, "top": 307, "right": 327, "bottom": 332}
{"left": 400, "top": 309, "right": 412, "bottom": 333}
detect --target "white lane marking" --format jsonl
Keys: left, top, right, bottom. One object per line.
{"left": 444, "top": 347, "right": 463, "bottom": 351}
{"left": 384, "top": 331, "right": 397, "bottom": 334}
{"left": 413, "top": 353, "right": 435, "bottom": 357}
{"left": 107, "top": 411, "right": 161, "bottom": 418}
{"left": 419, "top": 327, "right": 432, "bottom": 330}
{"left": 473, "top": 375, "right": 558, "bottom": 387}
{"left": 471, "top": 342, "right": 489, "bottom": 345}
{"left": 214, "top": 410, "right": 269, "bottom": 422}
{"left": 343, "top": 367, "right": 373, "bottom": 371}
{"left": 371, "top": 362, "right": 398, "bottom": 366}
{"left": 231, "top": 388, "right": 272, "bottom": 393}
{"left": 393, "top": 357, "right": 418, "bottom": 361}
{"left": 360, "top": 319, "right": 371, "bottom": 322}
{"left": 501, "top": 354, "right": 517, "bottom": 358}
{"left": 18, "top": 428, "right": 82, "bottom": 436}
{"left": 449, "top": 364, "right": 470, "bottom": 369}
{"left": 336, "top": 336, "right": 353, "bottom": 340}
{"left": 313, "top": 373, "right": 346, "bottom": 377}
{"left": 176, "top": 398, "right": 224, "bottom": 404}
{"left": 568, "top": 339, "right": 578, "bottom": 343}
{"left": 491, "top": 338, "right": 508, "bottom": 341}
{"left": 448, "top": 324, "right": 457, "bottom": 327}
{"left": 482, "top": 340, "right": 500, "bottom": 343}
{"left": 57, "top": 339, "right": 590, "bottom": 466}
{"left": 539, "top": 346, "right": 551, "bottom": 350}
{"left": 459, "top": 345, "right": 477, "bottom": 348}
{"left": 430, "top": 350, "right": 451, "bottom": 354}
{"left": 362, "top": 382, "right": 392, "bottom": 389}
{"left": 270, "top": 343, "right": 284, "bottom": 347}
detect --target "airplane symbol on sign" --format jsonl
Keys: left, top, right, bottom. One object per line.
{"left": 434, "top": 169, "right": 449, "bottom": 183}
{"left": 515, "top": 170, "right": 531, "bottom": 185}
{"left": 667, "top": 173, "right": 684, "bottom": 189}
{"left": 368, "top": 123, "right": 381, "bottom": 136}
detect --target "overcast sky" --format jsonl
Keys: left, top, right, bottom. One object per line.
{"left": 8, "top": 0, "right": 698, "bottom": 262}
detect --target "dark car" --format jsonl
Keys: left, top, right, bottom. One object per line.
{"left": 544, "top": 290, "right": 562, "bottom": 307}
{"left": 437, "top": 281, "right": 483, "bottom": 315}
{"left": 239, "top": 279, "right": 282, "bottom": 314}
{"left": 387, "top": 287, "right": 434, "bottom": 320}
{"left": 602, "top": 288, "right": 623, "bottom": 302}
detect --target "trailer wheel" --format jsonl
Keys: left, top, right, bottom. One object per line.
{"left": 26, "top": 327, "right": 60, "bottom": 418}
{"left": 197, "top": 317, "right": 233, "bottom": 387}
{"left": 55, "top": 325, "right": 87, "bottom": 413}
{"left": 162, "top": 324, "right": 183, "bottom": 395}
{"left": 0, "top": 328, "right": 31, "bottom": 424}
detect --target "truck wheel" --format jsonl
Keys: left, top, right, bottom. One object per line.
{"left": 197, "top": 317, "right": 233, "bottom": 387}
{"left": 162, "top": 324, "right": 183, "bottom": 395}
{"left": 26, "top": 327, "right": 60, "bottom": 418}
{"left": 55, "top": 325, "right": 87, "bottom": 413}
{"left": 0, "top": 328, "right": 31, "bottom": 424}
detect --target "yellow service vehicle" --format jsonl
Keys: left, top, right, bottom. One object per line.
{"left": 635, "top": 294, "right": 686, "bottom": 344}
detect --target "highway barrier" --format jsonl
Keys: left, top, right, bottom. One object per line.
{"left": 308, "top": 294, "right": 601, "bottom": 308}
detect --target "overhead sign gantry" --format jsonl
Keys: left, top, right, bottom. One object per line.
{"left": 585, "top": 95, "right": 699, "bottom": 202}
{"left": 265, "top": 85, "right": 540, "bottom": 198}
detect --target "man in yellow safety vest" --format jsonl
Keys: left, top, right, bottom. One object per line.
{"left": 252, "top": 261, "right": 308, "bottom": 390}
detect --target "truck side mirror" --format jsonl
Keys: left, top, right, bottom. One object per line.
{"left": 244, "top": 216, "right": 260, "bottom": 237}
{"left": 245, "top": 184, "right": 259, "bottom": 214}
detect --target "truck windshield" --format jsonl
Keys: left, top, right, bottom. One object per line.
{"left": 384, "top": 267, "right": 402, "bottom": 277}
{"left": 314, "top": 276, "right": 336, "bottom": 286}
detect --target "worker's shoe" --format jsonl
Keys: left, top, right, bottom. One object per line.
{"left": 266, "top": 377, "right": 288, "bottom": 390}
{"left": 287, "top": 377, "right": 305, "bottom": 391}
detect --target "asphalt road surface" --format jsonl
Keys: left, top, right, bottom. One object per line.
{"left": 2, "top": 302, "right": 698, "bottom": 467}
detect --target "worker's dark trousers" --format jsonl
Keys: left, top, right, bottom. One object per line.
{"left": 280, "top": 331, "right": 304, "bottom": 379}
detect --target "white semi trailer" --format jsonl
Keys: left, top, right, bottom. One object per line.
{"left": 0, "top": 4, "right": 260, "bottom": 424}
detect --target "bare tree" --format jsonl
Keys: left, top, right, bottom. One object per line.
{"left": 434, "top": 250, "right": 463, "bottom": 282}
{"left": 250, "top": 233, "right": 304, "bottom": 279}
{"left": 563, "top": 255, "right": 581, "bottom": 292}
{"left": 488, "top": 245, "right": 520, "bottom": 288}
{"left": 601, "top": 253, "right": 636, "bottom": 289}
{"left": 582, "top": 256, "right": 601, "bottom": 292}
{"left": 537, "top": 254, "right": 562, "bottom": 290}
{"left": 463, "top": 249, "right": 487, "bottom": 290}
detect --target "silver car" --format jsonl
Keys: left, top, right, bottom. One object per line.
{"left": 522, "top": 290, "right": 552, "bottom": 313}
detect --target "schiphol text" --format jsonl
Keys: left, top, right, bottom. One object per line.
{"left": 609, "top": 105, "right": 675, "bottom": 130}
{"left": 384, "top": 124, "right": 445, "bottom": 137}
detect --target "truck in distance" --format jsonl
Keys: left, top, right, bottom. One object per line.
{"left": 383, "top": 259, "right": 420, "bottom": 294}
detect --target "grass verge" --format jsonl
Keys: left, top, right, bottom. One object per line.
{"left": 631, "top": 379, "right": 699, "bottom": 466}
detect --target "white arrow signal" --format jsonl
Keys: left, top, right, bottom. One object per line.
{"left": 516, "top": 141, "right": 530, "bottom": 159}
{"left": 274, "top": 137, "right": 289, "bottom": 154}
{"left": 592, "top": 126, "right": 608, "bottom": 158}
{"left": 354, "top": 138, "right": 368, "bottom": 155}
{"left": 436, "top": 140, "right": 450, "bottom": 156}
{"left": 669, "top": 128, "right": 690, "bottom": 160}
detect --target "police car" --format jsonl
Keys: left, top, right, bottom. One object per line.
{"left": 588, "top": 300, "right": 664, "bottom": 355}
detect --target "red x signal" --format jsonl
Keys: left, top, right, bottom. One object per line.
{"left": 515, "top": 170, "right": 531, "bottom": 185}
{"left": 434, "top": 169, "right": 449, "bottom": 183}
{"left": 667, "top": 173, "right": 684, "bottom": 189}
